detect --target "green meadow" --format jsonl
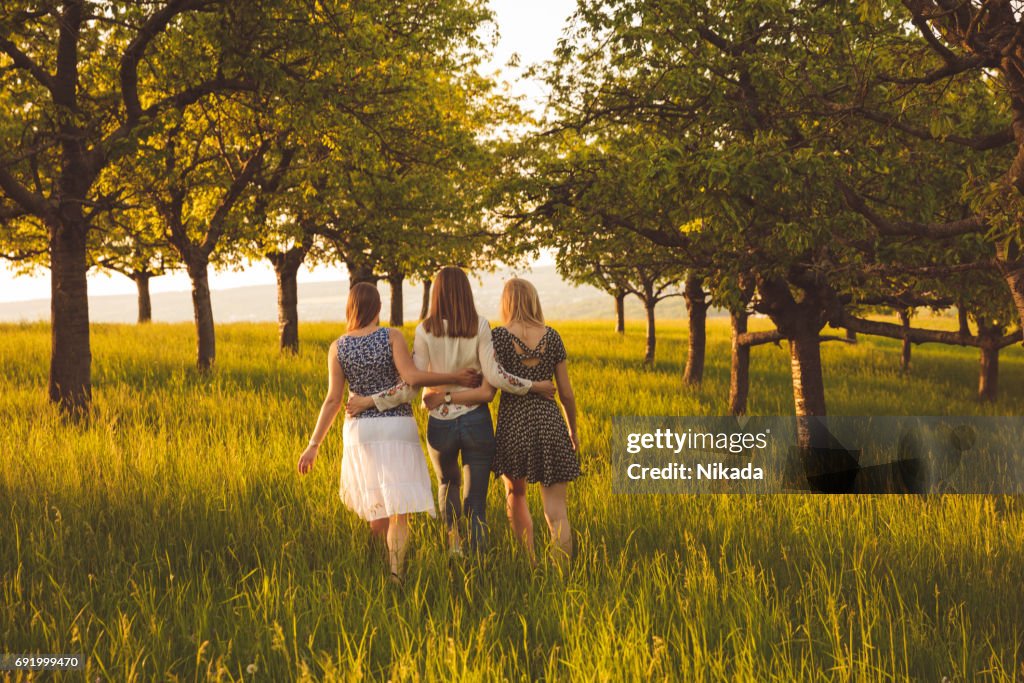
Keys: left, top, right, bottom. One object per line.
{"left": 1, "top": 319, "right": 1023, "bottom": 681}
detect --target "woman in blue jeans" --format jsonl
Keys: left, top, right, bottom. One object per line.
{"left": 347, "top": 267, "right": 555, "bottom": 553}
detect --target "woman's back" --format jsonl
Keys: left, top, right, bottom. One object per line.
{"left": 338, "top": 327, "right": 411, "bottom": 418}
{"left": 492, "top": 325, "right": 566, "bottom": 383}
{"left": 415, "top": 319, "right": 486, "bottom": 374}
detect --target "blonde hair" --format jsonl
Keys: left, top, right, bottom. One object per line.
{"left": 500, "top": 278, "right": 545, "bottom": 326}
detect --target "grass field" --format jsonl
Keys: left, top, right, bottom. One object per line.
{"left": 1, "top": 319, "right": 1023, "bottom": 681}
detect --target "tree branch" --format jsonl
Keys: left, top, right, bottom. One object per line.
{"left": 908, "top": 14, "right": 959, "bottom": 64}
{"left": 880, "top": 52, "right": 995, "bottom": 85}
{"left": 836, "top": 180, "right": 987, "bottom": 238}
{"left": 98, "top": 76, "right": 256, "bottom": 173}
{"left": 735, "top": 330, "right": 783, "bottom": 347}
{"left": 997, "top": 330, "right": 1024, "bottom": 349}
{"left": 839, "top": 312, "right": 981, "bottom": 346}
{"left": 0, "top": 166, "right": 50, "bottom": 217}
{"left": 201, "top": 140, "right": 270, "bottom": 253}
{"left": 119, "top": 0, "right": 203, "bottom": 123}
{"left": 829, "top": 101, "right": 1013, "bottom": 150}
{"left": 0, "top": 246, "right": 47, "bottom": 263}
{"left": 865, "top": 259, "right": 1001, "bottom": 278}
{"left": 0, "top": 36, "right": 55, "bottom": 92}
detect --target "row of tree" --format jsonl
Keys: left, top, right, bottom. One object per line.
{"left": 499, "top": 0, "right": 1023, "bottom": 436}
{"left": 0, "top": 0, "right": 516, "bottom": 412}
{"left": 2, "top": 1, "right": 1023, "bottom": 437}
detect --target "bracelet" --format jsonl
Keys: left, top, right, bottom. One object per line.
{"left": 307, "top": 439, "right": 320, "bottom": 448}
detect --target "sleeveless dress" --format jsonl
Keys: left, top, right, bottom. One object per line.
{"left": 337, "top": 327, "right": 435, "bottom": 521}
{"left": 491, "top": 326, "right": 580, "bottom": 486}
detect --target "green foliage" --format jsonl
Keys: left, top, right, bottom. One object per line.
{"left": 526, "top": 0, "right": 1022, "bottom": 343}
{"left": 0, "top": 0, "right": 507, "bottom": 282}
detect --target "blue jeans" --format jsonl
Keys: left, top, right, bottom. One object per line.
{"left": 426, "top": 407, "right": 496, "bottom": 551}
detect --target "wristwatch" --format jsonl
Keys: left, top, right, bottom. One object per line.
{"left": 444, "top": 391, "right": 452, "bottom": 405}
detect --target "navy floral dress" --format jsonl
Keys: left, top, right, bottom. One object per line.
{"left": 491, "top": 326, "right": 579, "bottom": 486}
{"left": 337, "top": 327, "right": 412, "bottom": 419}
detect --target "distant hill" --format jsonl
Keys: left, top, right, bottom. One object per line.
{"left": 0, "top": 265, "right": 719, "bottom": 324}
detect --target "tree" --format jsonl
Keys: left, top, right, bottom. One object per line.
{"left": 112, "top": 100, "right": 271, "bottom": 370}
{"left": 308, "top": 73, "right": 514, "bottom": 329}
{"left": 555, "top": 230, "right": 684, "bottom": 364}
{"left": 539, "top": 2, "right": 866, "bottom": 437}
{"left": 506, "top": 125, "right": 705, "bottom": 368}
{"left": 0, "top": 1, "right": 298, "bottom": 411}
{"left": 0, "top": 0, "right": 502, "bottom": 406}
{"left": 91, "top": 213, "right": 178, "bottom": 324}
{"left": 537, "top": 0, "right": 1024, "bottom": 440}
{"left": 839, "top": 0, "right": 1024, "bottom": 337}
{"left": 247, "top": 143, "right": 313, "bottom": 354}
{"left": 681, "top": 274, "right": 709, "bottom": 386}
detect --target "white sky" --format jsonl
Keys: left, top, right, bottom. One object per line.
{"left": 0, "top": 0, "right": 577, "bottom": 304}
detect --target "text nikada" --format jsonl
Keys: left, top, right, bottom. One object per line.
{"left": 699, "top": 463, "right": 763, "bottom": 479}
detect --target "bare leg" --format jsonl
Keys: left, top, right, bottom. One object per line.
{"left": 447, "top": 527, "right": 462, "bottom": 555}
{"left": 369, "top": 518, "right": 389, "bottom": 539}
{"left": 387, "top": 513, "right": 410, "bottom": 580}
{"left": 503, "top": 476, "right": 534, "bottom": 563}
{"left": 540, "top": 482, "right": 571, "bottom": 573}
{"left": 368, "top": 517, "right": 389, "bottom": 565}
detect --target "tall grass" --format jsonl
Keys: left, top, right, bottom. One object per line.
{"left": 1, "top": 320, "right": 1022, "bottom": 681}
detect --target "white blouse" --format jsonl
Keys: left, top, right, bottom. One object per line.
{"left": 371, "top": 317, "right": 532, "bottom": 420}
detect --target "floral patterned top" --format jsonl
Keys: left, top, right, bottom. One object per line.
{"left": 337, "top": 327, "right": 412, "bottom": 419}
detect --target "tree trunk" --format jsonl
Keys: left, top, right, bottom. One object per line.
{"left": 275, "top": 261, "right": 300, "bottom": 355}
{"left": 135, "top": 273, "right": 152, "bottom": 324}
{"left": 389, "top": 272, "right": 405, "bottom": 327}
{"left": 187, "top": 257, "right": 216, "bottom": 371}
{"left": 789, "top": 328, "right": 827, "bottom": 448}
{"left": 899, "top": 309, "right": 911, "bottom": 373}
{"left": 976, "top": 319, "right": 1001, "bottom": 402}
{"left": 683, "top": 275, "right": 708, "bottom": 385}
{"left": 268, "top": 242, "right": 310, "bottom": 355}
{"left": 419, "top": 279, "right": 432, "bottom": 320}
{"left": 845, "top": 327, "right": 857, "bottom": 343}
{"left": 757, "top": 276, "right": 847, "bottom": 488}
{"left": 729, "top": 311, "right": 750, "bottom": 416}
{"left": 45, "top": 2, "right": 92, "bottom": 415}
{"left": 643, "top": 299, "right": 656, "bottom": 364}
{"left": 348, "top": 262, "right": 377, "bottom": 287}
{"left": 615, "top": 291, "right": 626, "bottom": 334}
{"left": 979, "top": 344, "right": 999, "bottom": 402}
{"left": 997, "top": 246, "right": 1024, "bottom": 345}
{"left": 49, "top": 222, "right": 92, "bottom": 413}
{"left": 958, "top": 306, "right": 971, "bottom": 337}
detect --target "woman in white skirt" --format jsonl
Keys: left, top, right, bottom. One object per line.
{"left": 297, "top": 283, "right": 479, "bottom": 581}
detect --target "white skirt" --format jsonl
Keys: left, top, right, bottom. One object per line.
{"left": 340, "top": 415, "right": 436, "bottom": 521}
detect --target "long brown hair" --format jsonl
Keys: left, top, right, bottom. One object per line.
{"left": 346, "top": 282, "right": 381, "bottom": 331}
{"left": 422, "top": 267, "right": 479, "bottom": 338}
{"left": 500, "top": 278, "right": 545, "bottom": 326}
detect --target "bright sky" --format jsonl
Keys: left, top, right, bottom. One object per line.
{"left": 0, "top": 0, "right": 577, "bottom": 304}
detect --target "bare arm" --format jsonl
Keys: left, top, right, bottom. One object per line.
{"left": 554, "top": 360, "right": 579, "bottom": 451}
{"left": 298, "top": 341, "right": 346, "bottom": 474}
